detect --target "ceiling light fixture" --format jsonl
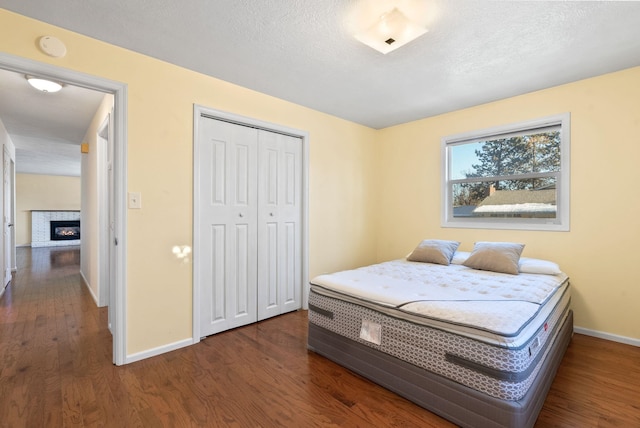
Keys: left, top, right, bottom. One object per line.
{"left": 26, "top": 76, "right": 63, "bottom": 93}
{"left": 355, "top": 7, "right": 428, "bottom": 54}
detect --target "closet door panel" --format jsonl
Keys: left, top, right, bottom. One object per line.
{"left": 233, "top": 223, "right": 251, "bottom": 317}
{"left": 257, "top": 131, "right": 302, "bottom": 320}
{"left": 263, "top": 222, "right": 279, "bottom": 311}
{"left": 259, "top": 143, "right": 280, "bottom": 318}
{"left": 209, "top": 224, "right": 226, "bottom": 323}
{"left": 198, "top": 117, "right": 258, "bottom": 336}
{"left": 283, "top": 221, "right": 297, "bottom": 307}
{"left": 279, "top": 135, "right": 302, "bottom": 314}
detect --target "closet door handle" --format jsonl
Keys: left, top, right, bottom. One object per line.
{"left": 239, "top": 213, "right": 244, "bottom": 218}
{"left": 269, "top": 213, "right": 274, "bottom": 217}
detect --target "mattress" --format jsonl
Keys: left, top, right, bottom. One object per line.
{"left": 309, "top": 259, "right": 571, "bottom": 401}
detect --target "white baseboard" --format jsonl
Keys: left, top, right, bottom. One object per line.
{"left": 110, "top": 325, "right": 638, "bottom": 365}
{"left": 79, "top": 270, "right": 99, "bottom": 306}
{"left": 125, "top": 338, "right": 195, "bottom": 364}
{"left": 574, "top": 326, "right": 640, "bottom": 347}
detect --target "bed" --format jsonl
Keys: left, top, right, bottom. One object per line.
{"left": 307, "top": 240, "right": 572, "bottom": 428}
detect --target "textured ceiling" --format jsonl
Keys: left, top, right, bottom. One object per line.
{"left": 1, "top": 1, "right": 640, "bottom": 174}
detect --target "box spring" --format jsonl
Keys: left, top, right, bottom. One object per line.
{"left": 308, "top": 310, "right": 573, "bottom": 428}
{"left": 309, "top": 285, "right": 570, "bottom": 401}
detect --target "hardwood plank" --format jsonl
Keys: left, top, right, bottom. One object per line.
{"left": 1, "top": 246, "right": 639, "bottom": 427}
{"left": 538, "top": 333, "right": 640, "bottom": 427}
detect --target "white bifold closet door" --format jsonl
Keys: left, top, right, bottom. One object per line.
{"left": 257, "top": 130, "right": 302, "bottom": 320}
{"left": 198, "top": 116, "right": 302, "bottom": 337}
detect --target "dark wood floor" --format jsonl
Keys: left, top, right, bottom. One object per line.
{"left": 1, "top": 247, "right": 639, "bottom": 427}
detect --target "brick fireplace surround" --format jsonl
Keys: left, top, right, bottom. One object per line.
{"left": 31, "top": 210, "right": 81, "bottom": 248}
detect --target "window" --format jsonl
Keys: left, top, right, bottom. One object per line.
{"left": 442, "top": 113, "right": 570, "bottom": 231}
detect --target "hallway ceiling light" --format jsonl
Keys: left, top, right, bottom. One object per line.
{"left": 26, "top": 76, "right": 63, "bottom": 93}
{"left": 354, "top": 7, "right": 428, "bottom": 54}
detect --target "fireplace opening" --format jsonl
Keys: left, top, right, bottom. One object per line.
{"left": 50, "top": 220, "right": 80, "bottom": 241}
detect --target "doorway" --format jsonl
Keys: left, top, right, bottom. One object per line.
{"left": 0, "top": 52, "right": 128, "bottom": 365}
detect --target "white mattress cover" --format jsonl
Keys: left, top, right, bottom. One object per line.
{"left": 310, "top": 259, "right": 569, "bottom": 348}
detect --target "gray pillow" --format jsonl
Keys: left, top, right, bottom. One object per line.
{"left": 463, "top": 241, "right": 525, "bottom": 275}
{"left": 407, "top": 239, "right": 460, "bottom": 265}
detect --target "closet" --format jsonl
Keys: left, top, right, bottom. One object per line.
{"left": 195, "top": 114, "right": 302, "bottom": 337}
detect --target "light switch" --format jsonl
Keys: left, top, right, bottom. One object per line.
{"left": 128, "top": 192, "right": 142, "bottom": 209}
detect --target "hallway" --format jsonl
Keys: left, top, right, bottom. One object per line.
{"left": 0, "top": 246, "right": 112, "bottom": 426}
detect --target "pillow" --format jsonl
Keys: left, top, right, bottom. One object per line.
{"left": 407, "top": 239, "right": 460, "bottom": 265}
{"left": 519, "top": 257, "right": 562, "bottom": 275}
{"left": 450, "top": 251, "right": 470, "bottom": 265}
{"left": 462, "top": 241, "right": 525, "bottom": 275}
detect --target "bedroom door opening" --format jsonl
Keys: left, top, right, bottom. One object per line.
{"left": 0, "top": 52, "right": 128, "bottom": 365}
{"left": 193, "top": 106, "right": 309, "bottom": 340}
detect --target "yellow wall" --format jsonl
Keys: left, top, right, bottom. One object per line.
{"left": 377, "top": 66, "right": 640, "bottom": 340}
{"left": 0, "top": 10, "right": 378, "bottom": 355}
{"left": 3, "top": 8, "right": 638, "bottom": 357}
{"left": 15, "top": 173, "right": 81, "bottom": 246}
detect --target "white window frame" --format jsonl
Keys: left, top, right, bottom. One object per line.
{"left": 441, "top": 113, "right": 570, "bottom": 231}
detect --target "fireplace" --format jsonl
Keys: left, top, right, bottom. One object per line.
{"left": 50, "top": 220, "right": 81, "bottom": 241}
{"left": 31, "top": 211, "right": 81, "bottom": 247}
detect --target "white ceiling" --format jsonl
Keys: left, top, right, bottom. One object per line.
{"left": 0, "top": 68, "right": 104, "bottom": 176}
{"left": 2, "top": 1, "right": 640, "bottom": 174}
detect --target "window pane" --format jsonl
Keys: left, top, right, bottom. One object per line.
{"left": 450, "top": 142, "right": 484, "bottom": 180}
{"left": 452, "top": 177, "right": 557, "bottom": 219}
{"left": 450, "top": 130, "right": 560, "bottom": 180}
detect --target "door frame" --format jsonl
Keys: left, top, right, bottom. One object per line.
{"left": 97, "top": 114, "right": 111, "bottom": 309}
{"left": 3, "top": 146, "right": 13, "bottom": 287}
{"left": 0, "top": 52, "right": 128, "bottom": 366}
{"left": 192, "top": 104, "right": 309, "bottom": 342}
{"left": 9, "top": 155, "right": 16, "bottom": 274}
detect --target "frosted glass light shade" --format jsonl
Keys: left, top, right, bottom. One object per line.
{"left": 27, "top": 77, "right": 62, "bottom": 93}
{"left": 354, "top": 8, "right": 428, "bottom": 54}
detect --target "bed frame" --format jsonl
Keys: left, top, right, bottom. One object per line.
{"left": 308, "top": 310, "right": 573, "bottom": 428}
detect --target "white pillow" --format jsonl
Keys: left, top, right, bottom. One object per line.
{"left": 518, "top": 257, "right": 562, "bottom": 275}
{"left": 450, "top": 251, "right": 470, "bottom": 265}
{"left": 454, "top": 251, "right": 561, "bottom": 275}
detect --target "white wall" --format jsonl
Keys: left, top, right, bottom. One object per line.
{"left": 0, "top": 118, "right": 16, "bottom": 295}
{"left": 80, "top": 93, "right": 114, "bottom": 306}
{"left": 0, "top": 119, "right": 16, "bottom": 161}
